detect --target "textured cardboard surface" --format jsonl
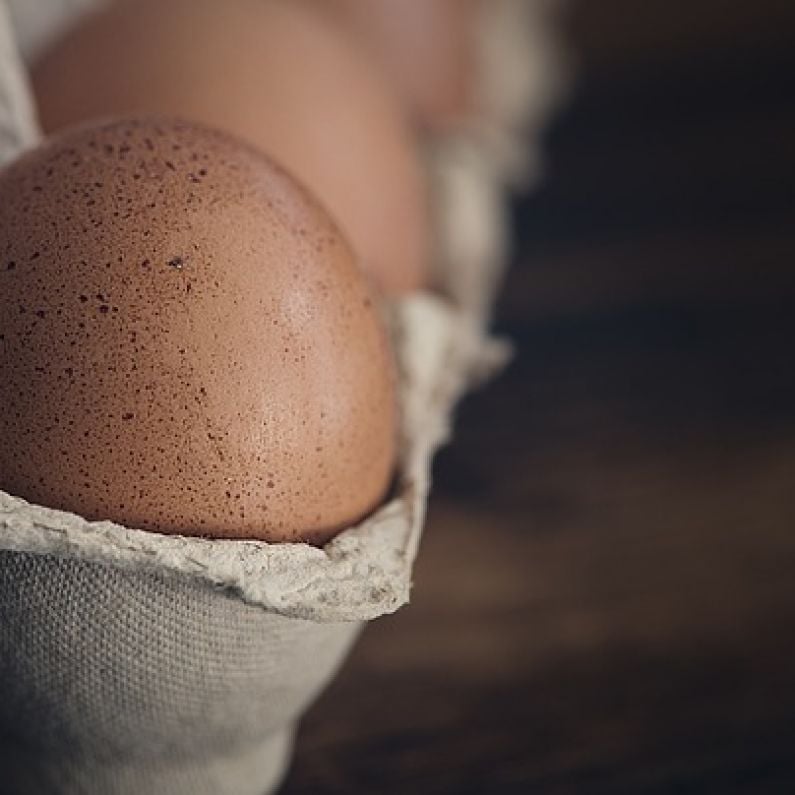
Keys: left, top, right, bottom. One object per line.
{"left": 0, "top": 549, "right": 359, "bottom": 795}
{"left": 0, "top": 0, "right": 37, "bottom": 154}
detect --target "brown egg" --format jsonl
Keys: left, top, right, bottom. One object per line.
{"left": 31, "top": 0, "right": 428, "bottom": 294}
{"left": 312, "top": 0, "right": 480, "bottom": 131}
{"left": 0, "top": 118, "right": 397, "bottom": 544}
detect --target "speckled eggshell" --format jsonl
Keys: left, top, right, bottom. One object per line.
{"left": 32, "top": 0, "right": 429, "bottom": 295}
{"left": 0, "top": 118, "right": 397, "bottom": 544}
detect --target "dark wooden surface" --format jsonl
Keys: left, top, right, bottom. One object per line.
{"left": 283, "top": 2, "right": 795, "bottom": 792}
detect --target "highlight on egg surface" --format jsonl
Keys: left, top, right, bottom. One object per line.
{"left": 0, "top": 117, "right": 398, "bottom": 544}
{"left": 31, "top": 0, "right": 430, "bottom": 295}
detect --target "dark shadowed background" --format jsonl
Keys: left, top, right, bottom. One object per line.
{"left": 283, "top": 2, "right": 795, "bottom": 792}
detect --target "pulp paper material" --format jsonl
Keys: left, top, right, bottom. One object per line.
{"left": 430, "top": 0, "right": 570, "bottom": 322}
{"left": 0, "top": 0, "right": 37, "bottom": 156}
{"left": 473, "top": 0, "right": 571, "bottom": 187}
{"left": 5, "top": 0, "right": 106, "bottom": 61}
{"left": 0, "top": 549, "right": 361, "bottom": 795}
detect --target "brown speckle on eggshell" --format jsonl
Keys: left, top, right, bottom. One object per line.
{"left": 0, "top": 118, "right": 397, "bottom": 544}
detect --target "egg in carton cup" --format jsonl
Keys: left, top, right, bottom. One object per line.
{"left": 0, "top": 1, "right": 567, "bottom": 792}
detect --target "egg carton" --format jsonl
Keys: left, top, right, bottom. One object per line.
{"left": 0, "top": 1, "right": 568, "bottom": 793}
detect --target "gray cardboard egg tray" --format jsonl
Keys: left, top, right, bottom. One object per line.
{"left": 0, "top": 1, "right": 568, "bottom": 792}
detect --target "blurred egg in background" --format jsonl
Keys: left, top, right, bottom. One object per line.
{"left": 309, "top": 0, "right": 480, "bottom": 132}
{"left": 31, "top": 0, "right": 430, "bottom": 294}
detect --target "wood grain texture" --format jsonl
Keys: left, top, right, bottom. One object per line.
{"left": 282, "top": 1, "right": 795, "bottom": 791}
